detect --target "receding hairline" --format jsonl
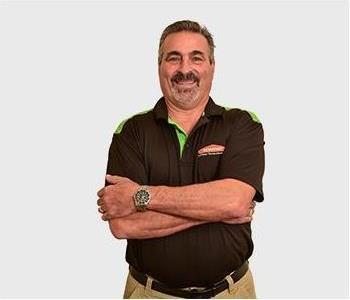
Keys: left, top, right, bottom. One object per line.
{"left": 159, "top": 31, "right": 213, "bottom": 63}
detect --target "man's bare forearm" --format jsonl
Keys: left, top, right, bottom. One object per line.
{"left": 108, "top": 210, "right": 206, "bottom": 239}
{"left": 99, "top": 175, "right": 256, "bottom": 225}
{"left": 148, "top": 178, "right": 256, "bottom": 222}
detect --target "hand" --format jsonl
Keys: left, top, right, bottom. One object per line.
{"left": 97, "top": 175, "right": 139, "bottom": 221}
{"left": 222, "top": 201, "right": 256, "bottom": 224}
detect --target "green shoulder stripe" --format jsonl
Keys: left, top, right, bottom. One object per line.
{"left": 115, "top": 109, "right": 151, "bottom": 134}
{"left": 247, "top": 111, "right": 261, "bottom": 123}
{"left": 223, "top": 106, "right": 261, "bottom": 124}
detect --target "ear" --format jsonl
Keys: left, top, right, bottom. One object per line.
{"left": 211, "top": 60, "right": 216, "bottom": 71}
{"left": 210, "top": 60, "right": 215, "bottom": 77}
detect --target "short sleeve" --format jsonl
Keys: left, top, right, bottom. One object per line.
{"left": 218, "top": 111, "right": 265, "bottom": 202}
{"left": 105, "top": 120, "right": 147, "bottom": 186}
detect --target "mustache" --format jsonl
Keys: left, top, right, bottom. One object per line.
{"left": 171, "top": 72, "right": 200, "bottom": 84}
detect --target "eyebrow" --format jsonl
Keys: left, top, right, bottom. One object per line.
{"left": 191, "top": 50, "right": 205, "bottom": 56}
{"left": 165, "top": 51, "right": 182, "bottom": 58}
{"left": 164, "top": 50, "right": 206, "bottom": 58}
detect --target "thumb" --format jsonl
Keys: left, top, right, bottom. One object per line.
{"left": 105, "top": 174, "right": 123, "bottom": 184}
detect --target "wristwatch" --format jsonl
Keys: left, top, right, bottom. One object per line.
{"left": 133, "top": 186, "right": 151, "bottom": 212}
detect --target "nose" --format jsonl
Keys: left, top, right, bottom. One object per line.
{"left": 178, "top": 57, "right": 193, "bottom": 74}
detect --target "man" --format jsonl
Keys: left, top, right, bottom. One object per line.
{"left": 97, "top": 20, "right": 265, "bottom": 299}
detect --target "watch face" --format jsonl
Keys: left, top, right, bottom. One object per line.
{"left": 136, "top": 189, "right": 150, "bottom": 206}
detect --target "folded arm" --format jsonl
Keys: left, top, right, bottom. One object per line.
{"left": 100, "top": 175, "right": 255, "bottom": 239}
{"left": 109, "top": 209, "right": 253, "bottom": 240}
{"left": 99, "top": 175, "right": 255, "bottom": 222}
{"left": 147, "top": 178, "right": 255, "bottom": 221}
{"left": 109, "top": 211, "right": 205, "bottom": 239}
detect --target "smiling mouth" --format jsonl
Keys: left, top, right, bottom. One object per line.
{"left": 170, "top": 72, "right": 200, "bottom": 87}
{"left": 173, "top": 79, "right": 198, "bottom": 86}
{"left": 171, "top": 78, "right": 200, "bottom": 88}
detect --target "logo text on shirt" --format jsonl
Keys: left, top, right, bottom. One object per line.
{"left": 197, "top": 144, "right": 225, "bottom": 157}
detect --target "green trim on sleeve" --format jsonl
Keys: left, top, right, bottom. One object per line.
{"left": 115, "top": 109, "right": 151, "bottom": 134}
{"left": 224, "top": 106, "right": 261, "bottom": 124}
{"left": 247, "top": 111, "right": 261, "bottom": 124}
{"left": 115, "top": 119, "right": 128, "bottom": 134}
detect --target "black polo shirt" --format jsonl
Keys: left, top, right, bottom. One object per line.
{"left": 106, "top": 97, "right": 265, "bottom": 288}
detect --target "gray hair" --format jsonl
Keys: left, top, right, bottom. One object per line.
{"left": 158, "top": 20, "right": 215, "bottom": 65}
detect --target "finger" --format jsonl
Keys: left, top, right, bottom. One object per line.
{"left": 224, "top": 216, "right": 252, "bottom": 224}
{"left": 105, "top": 174, "right": 124, "bottom": 184}
{"left": 97, "top": 187, "right": 105, "bottom": 197}
{"left": 101, "top": 212, "right": 112, "bottom": 221}
{"left": 238, "top": 216, "right": 250, "bottom": 223}
{"left": 97, "top": 198, "right": 104, "bottom": 206}
{"left": 236, "top": 216, "right": 253, "bottom": 224}
{"left": 98, "top": 207, "right": 105, "bottom": 214}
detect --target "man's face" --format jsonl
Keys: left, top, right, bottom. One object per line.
{"left": 158, "top": 32, "right": 215, "bottom": 109}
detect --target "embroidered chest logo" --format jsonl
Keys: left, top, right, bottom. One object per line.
{"left": 197, "top": 144, "right": 226, "bottom": 157}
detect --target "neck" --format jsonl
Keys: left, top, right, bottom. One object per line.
{"left": 165, "top": 97, "right": 209, "bottom": 134}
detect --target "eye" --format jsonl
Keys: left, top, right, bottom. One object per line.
{"left": 166, "top": 56, "right": 181, "bottom": 63}
{"left": 192, "top": 56, "right": 204, "bottom": 63}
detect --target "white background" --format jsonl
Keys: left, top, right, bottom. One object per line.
{"left": 0, "top": 0, "right": 348, "bottom": 298}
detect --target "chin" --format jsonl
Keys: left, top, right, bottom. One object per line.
{"left": 170, "top": 88, "right": 201, "bottom": 108}
{"left": 175, "top": 96, "right": 199, "bottom": 107}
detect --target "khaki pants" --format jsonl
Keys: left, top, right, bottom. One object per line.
{"left": 123, "top": 268, "right": 257, "bottom": 299}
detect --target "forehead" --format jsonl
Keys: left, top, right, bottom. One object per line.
{"left": 162, "top": 32, "right": 210, "bottom": 55}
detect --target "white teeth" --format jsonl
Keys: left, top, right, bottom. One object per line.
{"left": 176, "top": 80, "right": 195, "bottom": 85}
